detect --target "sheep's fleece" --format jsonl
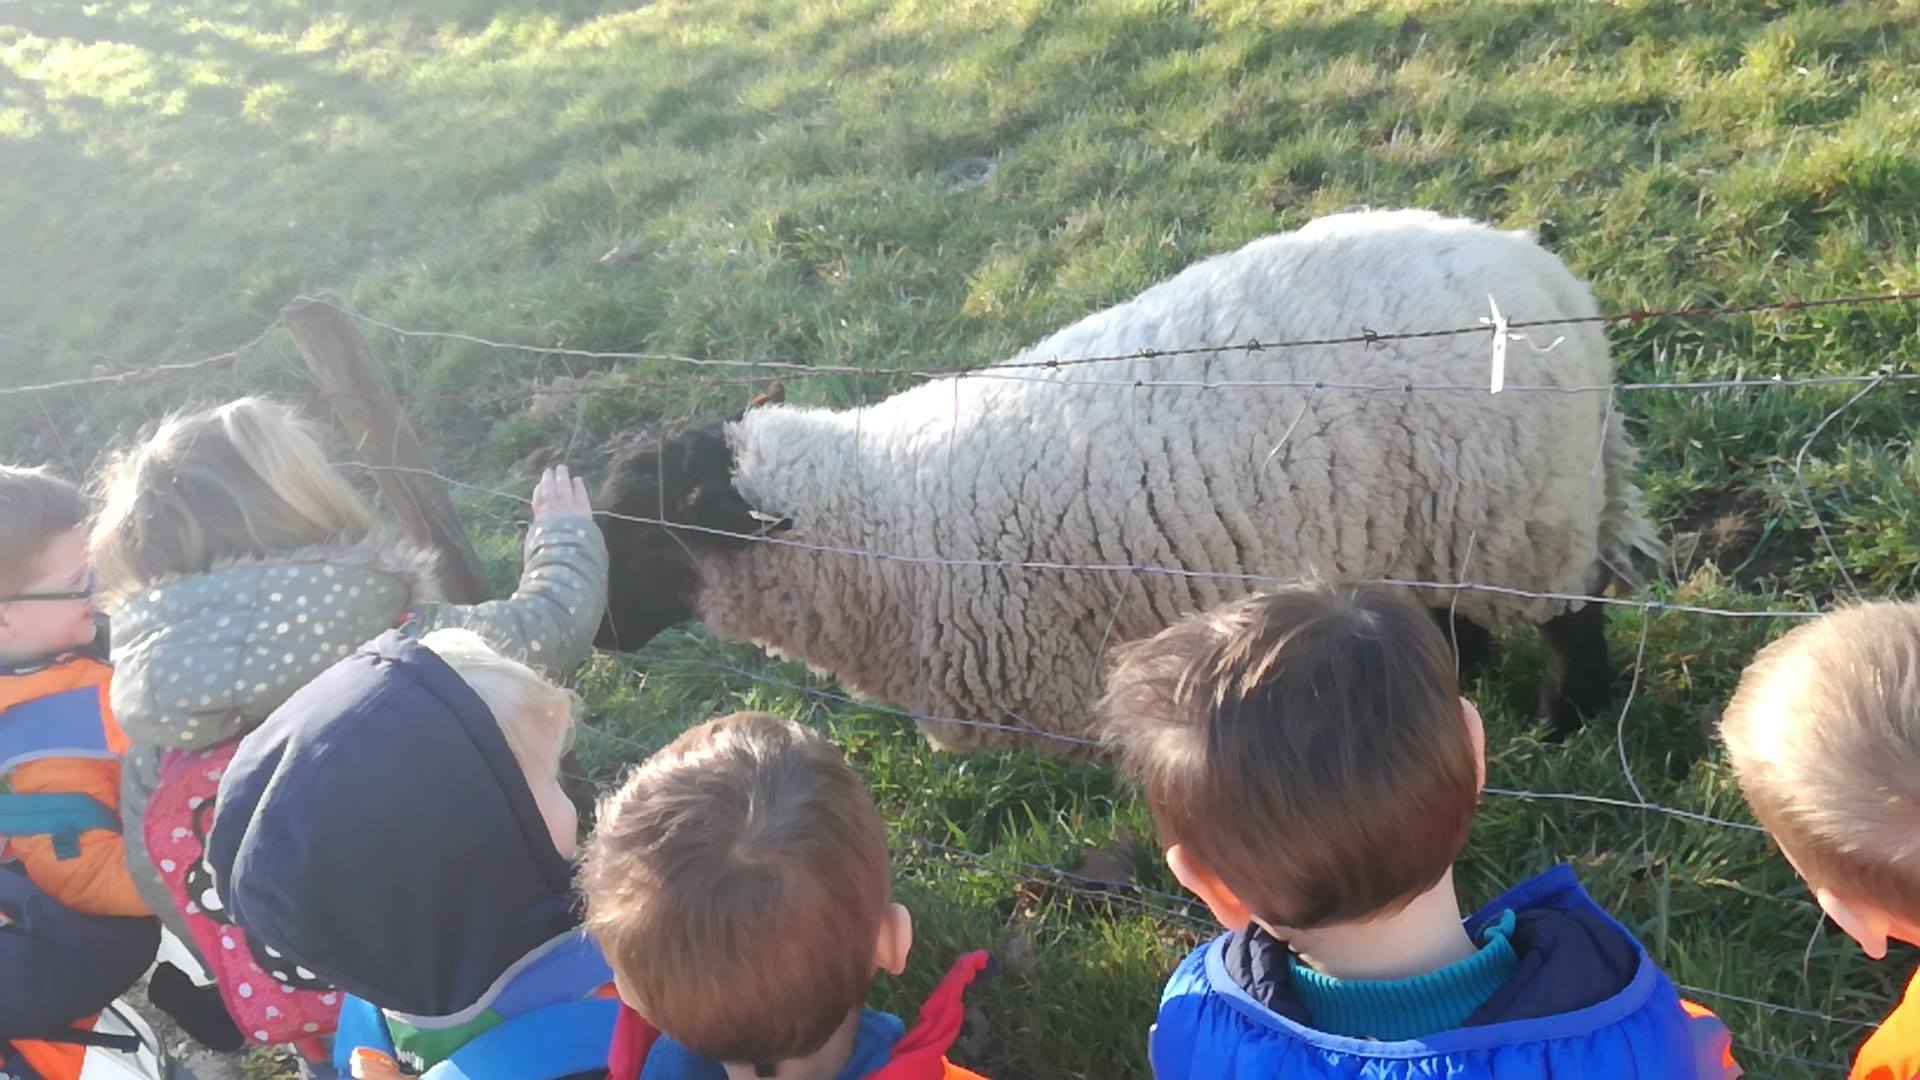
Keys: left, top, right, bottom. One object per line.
{"left": 693, "top": 209, "right": 1660, "bottom": 752}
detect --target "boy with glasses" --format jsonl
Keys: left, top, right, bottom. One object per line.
{"left": 0, "top": 464, "right": 136, "bottom": 915}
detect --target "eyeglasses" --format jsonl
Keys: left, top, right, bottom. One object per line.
{"left": 0, "top": 571, "right": 95, "bottom": 604}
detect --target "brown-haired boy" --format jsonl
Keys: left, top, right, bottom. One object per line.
{"left": 1719, "top": 601, "right": 1920, "bottom": 1080}
{"left": 1104, "top": 583, "right": 1739, "bottom": 1078}
{"left": 581, "top": 712, "right": 990, "bottom": 1080}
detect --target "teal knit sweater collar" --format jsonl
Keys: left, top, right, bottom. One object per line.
{"left": 1286, "top": 909, "right": 1519, "bottom": 1040}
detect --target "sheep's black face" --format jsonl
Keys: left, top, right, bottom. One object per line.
{"left": 593, "top": 422, "right": 764, "bottom": 652}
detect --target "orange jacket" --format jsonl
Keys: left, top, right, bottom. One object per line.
{"left": 10, "top": 1032, "right": 87, "bottom": 1080}
{"left": 0, "top": 654, "right": 149, "bottom": 917}
{"left": 1854, "top": 968, "right": 1920, "bottom": 1080}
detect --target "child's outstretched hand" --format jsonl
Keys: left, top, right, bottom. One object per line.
{"left": 532, "top": 465, "right": 592, "bottom": 521}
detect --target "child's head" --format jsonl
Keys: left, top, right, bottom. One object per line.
{"left": 1102, "top": 583, "right": 1482, "bottom": 934}
{"left": 0, "top": 465, "right": 97, "bottom": 663}
{"left": 91, "top": 396, "right": 372, "bottom": 604}
{"left": 1719, "top": 601, "right": 1920, "bottom": 960}
{"left": 581, "top": 712, "right": 911, "bottom": 1072}
{"left": 419, "top": 628, "right": 580, "bottom": 859}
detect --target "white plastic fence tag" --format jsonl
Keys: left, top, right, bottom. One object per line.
{"left": 1485, "top": 294, "right": 1509, "bottom": 394}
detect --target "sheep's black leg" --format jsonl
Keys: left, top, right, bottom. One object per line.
{"left": 1430, "top": 607, "right": 1493, "bottom": 688}
{"left": 1538, "top": 600, "right": 1612, "bottom": 739}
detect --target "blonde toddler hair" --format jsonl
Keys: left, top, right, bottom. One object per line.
{"left": 1719, "top": 601, "right": 1920, "bottom": 918}
{"left": 418, "top": 627, "right": 578, "bottom": 783}
{"left": 91, "top": 397, "right": 373, "bottom": 605}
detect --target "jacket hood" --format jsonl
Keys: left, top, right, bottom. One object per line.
{"left": 98, "top": 534, "right": 439, "bottom": 612}
{"left": 107, "top": 536, "right": 438, "bottom": 750}
{"left": 1223, "top": 865, "right": 1645, "bottom": 1034}
{"left": 207, "top": 630, "right": 578, "bottom": 1018}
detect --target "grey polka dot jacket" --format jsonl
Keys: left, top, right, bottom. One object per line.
{"left": 105, "top": 517, "right": 607, "bottom": 945}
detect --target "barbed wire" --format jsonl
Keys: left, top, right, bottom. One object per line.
{"left": 1736, "top": 1045, "right": 1850, "bottom": 1077}
{"left": 1479, "top": 786, "right": 1763, "bottom": 833}
{"left": 335, "top": 459, "right": 1834, "bottom": 623}
{"left": 898, "top": 835, "right": 1213, "bottom": 930}
{"left": 623, "top": 644, "right": 1776, "bottom": 833}
{"left": 7, "top": 289, "right": 1916, "bottom": 411}
{"left": 378, "top": 363, "right": 1920, "bottom": 403}
{"left": 271, "top": 361, "right": 1920, "bottom": 433}
{"left": 312, "top": 289, "right": 1920, "bottom": 387}
{"left": 0, "top": 320, "right": 282, "bottom": 400}
{"left": 1678, "top": 985, "right": 1880, "bottom": 1031}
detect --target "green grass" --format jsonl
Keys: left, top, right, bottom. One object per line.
{"left": 7, "top": 0, "right": 1920, "bottom": 1075}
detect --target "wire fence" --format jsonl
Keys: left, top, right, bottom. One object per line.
{"left": 8, "top": 287, "right": 1920, "bottom": 400}
{"left": 11, "top": 286, "right": 1919, "bottom": 1076}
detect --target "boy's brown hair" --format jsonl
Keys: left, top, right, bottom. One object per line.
{"left": 0, "top": 465, "right": 88, "bottom": 596}
{"left": 580, "top": 712, "right": 890, "bottom": 1067}
{"left": 1102, "top": 583, "right": 1475, "bottom": 930}
{"left": 1718, "top": 601, "right": 1920, "bottom": 918}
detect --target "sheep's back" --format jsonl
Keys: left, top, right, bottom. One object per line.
{"left": 706, "top": 210, "right": 1624, "bottom": 750}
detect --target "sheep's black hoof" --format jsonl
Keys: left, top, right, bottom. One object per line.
{"left": 1538, "top": 695, "right": 1592, "bottom": 742}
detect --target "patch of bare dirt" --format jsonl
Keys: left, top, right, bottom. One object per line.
{"left": 1665, "top": 484, "right": 1815, "bottom": 591}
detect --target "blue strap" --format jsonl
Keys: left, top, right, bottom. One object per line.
{"left": 425, "top": 998, "right": 618, "bottom": 1080}
{"left": 0, "top": 791, "right": 120, "bottom": 859}
{"left": 0, "top": 687, "right": 114, "bottom": 775}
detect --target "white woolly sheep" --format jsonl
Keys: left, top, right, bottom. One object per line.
{"left": 596, "top": 209, "right": 1663, "bottom": 752}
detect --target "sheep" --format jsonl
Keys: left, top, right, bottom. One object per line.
{"left": 594, "top": 209, "right": 1663, "bottom": 753}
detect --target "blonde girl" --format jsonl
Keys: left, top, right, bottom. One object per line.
{"left": 90, "top": 396, "right": 607, "bottom": 962}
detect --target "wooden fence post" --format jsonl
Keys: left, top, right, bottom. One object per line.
{"left": 281, "top": 292, "right": 494, "bottom": 605}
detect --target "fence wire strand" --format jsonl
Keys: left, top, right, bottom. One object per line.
{"left": 337, "top": 459, "right": 1835, "bottom": 623}
{"left": 0, "top": 320, "right": 282, "bottom": 399}
{"left": 8, "top": 293, "right": 1916, "bottom": 418}
{"left": 311, "top": 290, "right": 1920, "bottom": 388}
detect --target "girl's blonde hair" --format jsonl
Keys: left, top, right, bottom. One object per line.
{"left": 419, "top": 628, "right": 579, "bottom": 782}
{"left": 91, "top": 397, "right": 374, "bottom": 604}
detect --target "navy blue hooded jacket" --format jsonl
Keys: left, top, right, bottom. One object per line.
{"left": 1150, "top": 866, "right": 1741, "bottom": 1078}
{"left": 205, "top": 631, "right": 581, "bottom": 1018}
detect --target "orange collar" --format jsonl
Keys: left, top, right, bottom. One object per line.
{"left": 0, "top": 654, "right": 110, "bottom": 715}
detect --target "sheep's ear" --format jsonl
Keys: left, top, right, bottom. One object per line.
{"left": 672, "top": 424, "right": 765, "bottom": 542}
{"left": 600, "top": 422, "right": 766, "bottom": 542}
{"left": 734, "top": 382, "right": 785, "bottom": 420}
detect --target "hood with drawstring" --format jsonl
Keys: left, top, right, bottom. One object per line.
{"left": 206, "top": 630, "right": 579, "bottom": 1018}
